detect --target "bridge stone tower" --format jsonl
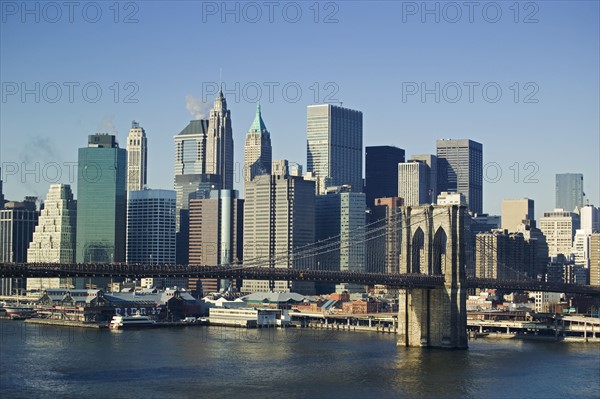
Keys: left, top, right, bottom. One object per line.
{"left": 397, "top": 204, "right": 468, "bottom": 349}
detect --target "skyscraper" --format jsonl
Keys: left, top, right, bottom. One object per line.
{"left": 242, "top": 160, "right": 315, "bottom": 294}
{"left": 436, "top": 139, "right": 483, "bottom": 214}
{"left": 475, "top": 230, "right": 535, "bottom": 280}
{"left": 398, "top": 161, "right": 430, "bottom": 206}
{"left": 590, "top": 233, "right": 600, "bottom": 286}
{"left": 365, "top": 146, "right": 405, "bottom": 208}
{"left": 26, "top": 184, "right": 77, "bottom": 292}
{"left": 410, "top": 154, "right": 438, "bottom": 203}
{"left": 174, "top": 119, "right": 211, "bottom": 229}
{"left": 76, "top": 134, "right": 127, "bottom": 263}
{"left": 207, "top": 90, "right": 234, "bottom": 190}
{"left": 540, "top": 209, "right": 580, "bottom": 257}
{"left": 173, "top": 91, "right": 234, "bottom": 264}
{"left": 368, "top": 197, "right": 403, "bottom": 274}
{"left": 556, "top": 173, "right": 584, "bottom": 212}
{"left": 0, "top": 167, "right": 4, "bottom": 209}
{"left": 315, "top": 187, "right": 366, "bottom": 293}
{"left": 126, "top": 189, "right": 176, "bottom": 264}
{"left": 27, "top": 184, "right": 76, "bottom": 263}
{"left": 579, "top": 204, "right": 599, "bottom": 232}
{"left": 189, "top": 189, "right": 243, "bottom": 295}
{"left": 0, "top": 198, "right": 38, "bottom": 295}
{"left": 501, "top": 198, "right": 535, "bottom": 232}
{"left": 307, "top": 104, "right": 362, "bottom": 193}
{"left": 126, "top": 121, "right": 147, "bottom": 192}
{"left": 244, "top": 104, "right": 272, "bottom": 182}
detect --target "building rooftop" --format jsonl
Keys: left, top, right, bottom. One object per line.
{"left": 177, "top": 119, "right": 209, "bottom": 136}
{"left": 242, "top": 292, "right": 306, "bottom": 303}
{"left": 248, "top": 103, "right": 269, "bottom": 135}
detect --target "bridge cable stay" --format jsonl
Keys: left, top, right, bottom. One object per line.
{"left": 233, "top": 208, "right": 450, "bottom": 274}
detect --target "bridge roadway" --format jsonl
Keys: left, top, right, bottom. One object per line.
{"left": 1, "top": 263, "right": 599, "bottom": 296}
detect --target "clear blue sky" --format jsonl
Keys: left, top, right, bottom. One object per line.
{"left": 1, "top": 1, "right": 598, "bottom": 219}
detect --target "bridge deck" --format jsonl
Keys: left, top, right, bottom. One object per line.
{"left": 1, "top": 263, "right": 599, "bottom": 296}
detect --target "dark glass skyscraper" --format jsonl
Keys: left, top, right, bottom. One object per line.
{"left": 0, "top": 198, "right": 38, "bottom": 295}
{"left": 556, "top": 173, "right": 584, "bottom": 212}
{"left": 76, "top": 134, "right": 127, "bottom": 263}
{"left": 436, "top": 139, "right": 483, "bottom": 215}
{"left": 365, "top": 146, "right": 405, "bottom": 208}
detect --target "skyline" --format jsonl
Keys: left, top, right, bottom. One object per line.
{"left": 1, "top": 1, "right": 599, "bottom": 219}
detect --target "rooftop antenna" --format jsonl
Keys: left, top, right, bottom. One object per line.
{"left": 219, "top": 68, "right": 223, "bottom": 91}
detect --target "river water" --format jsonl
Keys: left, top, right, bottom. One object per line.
{"left": 1, "top": 321, "right": 599, "bottom": 398}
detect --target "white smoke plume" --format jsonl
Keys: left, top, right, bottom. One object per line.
{"left": 99, "top": 116, "right": 118, "bottom": 135}
{"left": 185, "top": 94, "right": 209, "bottom": 119}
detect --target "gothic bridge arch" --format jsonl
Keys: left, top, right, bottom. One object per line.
{"left": 398, "top": 204, "right": 468, "bottom": 349}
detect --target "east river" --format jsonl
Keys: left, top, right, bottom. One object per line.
{"left": 1, "top": 321, "right": 599, "bottom": 398}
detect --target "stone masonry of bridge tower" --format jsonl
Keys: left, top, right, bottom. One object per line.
{"left": 397, "top": 204, "right": 468, "bottom": 349}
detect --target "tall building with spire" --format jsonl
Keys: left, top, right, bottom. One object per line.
{"left": 126, "top": 121, "right": 147, "bottom": 192}
{"left": 206, "top": 89, "right": 234, "bottom": 190}
{"left": 173, "top": 91, "right": 234, "bottom": 264}
{"left": 244, "top": 104, "right": 272, "bottom": 182}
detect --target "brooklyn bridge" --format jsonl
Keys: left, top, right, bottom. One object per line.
{"left": 1, "top": 262, "right": 598, "bottom": 296}
{"left": 3, "top": 204, "right": 599, "bottom": 349}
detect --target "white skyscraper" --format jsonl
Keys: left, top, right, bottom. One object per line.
{"left": 398, "top": 161, "right": 430, "bottom": 206}
{"left": 126, "top": 121, "right": 147, "bottom": 192}
{"left": 580, "top": 205, "right": 600, "bottom": 232}
{"left": 126, "top": 189, "right": 176, "bottom": 264}
{"left": 26, "top": 184, "right": 76, "bottom": 292}
{"left": 540, "top": 209, "right": 580, "bottom": 257}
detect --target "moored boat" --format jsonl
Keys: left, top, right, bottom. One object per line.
{"left": 109, "top": 314, "right": 156, "bottom": 330}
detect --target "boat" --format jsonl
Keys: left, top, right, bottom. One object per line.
{"left": 0, "top": 305, "right": 36, "bottom": 319}
{"left": 109, "top": 314, "right": 156, "bottom": 330}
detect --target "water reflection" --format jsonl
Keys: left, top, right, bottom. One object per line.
{"left": 1, "top": 321, "right": 599, "bottom": 399}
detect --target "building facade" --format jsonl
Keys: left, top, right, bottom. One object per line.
{"left": 126, "top": 189, "right": 176, "bottom": 264}
{"left": 242, "top": 161, "right": 315, "bottom": 294}
{"left": 555, "top": 173, "right": 584, "bottom": 212}
{"left": 307, "top": 104, "right": 362, "bottom": 193}
{"left": 76, "top": 134, "right": 127, "bottom": 263}
{"left": 0, "top": 198, "right": 38, "bottom": 295}
{"left": 436, "top": 139, "right": 483, "bottom": 214}
{"left": 540, "top": 209, "right": 580, "bottom": 257}
{"left": 189, "top": 189, "right": 243, "bottom": 295}
{"left": 580, "top": 205, "right": 599, "bottom": 232}
{"left": 365, "top": 146, "right": 405, "bottom": 208}
{"left": 398, "top": 161, "right": 430, "bottom": 206}
{"left": 410, "top": 154, "right": 438, "bottom": 204}
{"left": 590, "top": 233, "right": 600, "bottom": 286}
{"left": 501, "top": 198, "right": 534, "bottom": 232}
{"left": 244, "top": 104, "right": 272, "bottom": 182}
{"left": 206, "top": 90, "right": 234, "bottom": 190}
{"left": 315, "top": 188, "right": 366, "bottom": 293}
{"left": 26, "top": 184, "right": 77, "bottom": 293}
{"left": 126, "top": 121, "right": 147, "bottom": 192}
{"left": 368, "top": 197, "right": 403, "bottom": 274}
{"left": 475, "top": 230, "right": 535, "bottom": 280}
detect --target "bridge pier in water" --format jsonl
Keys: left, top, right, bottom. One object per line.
{"left": 396, "top": 205, "right": 468, "bottom": 349}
